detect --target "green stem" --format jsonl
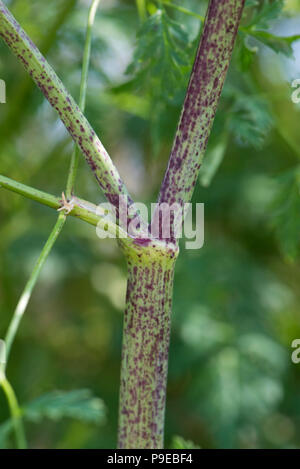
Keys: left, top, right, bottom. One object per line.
{"left": 2, "top": 2, "right": 106, "bottom": 367}
{"left": 0, "top": 174, "right": 138, "bottom": 248}
{"left": 0, "top": 375, "right": 27, "bottom": 449}
{"left": 0, "top": 5, "right": 105, "bottom": 449}
{"left": 4, "top": 213, "right": 66, "bottom": 365}
{"left": 1, "top": 215, "right": 64, "bottom": 449}
{"left": 0, "top": 174, "right": 60, "bottom": 210}
{"left": 2, "top": 1, "right": 104, "bottom": 366}
{"left": 66, "top": 0, "right": 101, "bottom": 198}
{"left": 0, "top": 174, "right": 101, "bottom": 228}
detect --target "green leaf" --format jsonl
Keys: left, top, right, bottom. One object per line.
{"left": 247, "top": 0, "right": 284, "bottom": 30}
{"left": 238, "top": 36, "right": 257, "bottom": 70}
{"left": 249, "top": 31, "right": 300, "bottom": 57}
{"left": 171, "top": 435, "right": 200, "bottom": 449}
{"left": 228, "top": 94, "right": 273, "bottom": 148}
{"left": 126, "top": 8, "right": 192, "bottom": 104}
{"left": 24, "top": 389, "right": 106, "bottom": 425}
{"left": 123, "top": 7, "right": 196, "bottom": 154}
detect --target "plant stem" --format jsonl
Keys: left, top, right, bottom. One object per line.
{"left": 4, "top": 213, "right": 66, "bottom": 365}
{"left": 0, "top": 375, "right": 27, "bottom": 449}
{"left": 117, "top": 0, "right": 246, "bottom": 449}
{"left": 118, "top": 240, "right": 178, "bottom": 448}
{"left": 2, "top": 2, "right": 105, "bottom": 367}
{"left": 157, "top": 0, "right": 245, "bottom": 211}
{"left": 0, "top": 174, "right": 60, "bottom": 210}
{"left": 0, "top": 213, "right": 66, "bottom": 448}
{"left": 0, "top": 2, "right": 136, "bottom": 217}
{"left": 0, "top": 174, "right": 106, "bottom": 229}
{"left": 0, "top": 5, "right": 106, "bottom": 450}
{"left": 66, "top": 0, "right": 101, "bottom": 198}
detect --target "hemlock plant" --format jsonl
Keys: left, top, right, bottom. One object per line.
{"left": 0, "top": 0, "right": 299, "bottom": 449}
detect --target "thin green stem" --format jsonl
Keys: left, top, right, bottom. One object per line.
{"left": 4, "top": 213, "right": 66, "bottom": 365}
{"left": 0, "top": 174, "right": 99, "bottom": 227}
{"left": 66, "top": 0, "right": 101, "bottom": 198}
{"left": 136, "top": 0, "right": 147, "bottom": 22}
{"left": 0, "top": 5, "right": 107, "bottom": 449}
{"left": 0, "top": 174, "right": 137, "bottom": 246}
{"left": 0, "top": 174, "right": 59, "bottom": 210}
{"left": 0, "top": 375, "right": 27, "bottom": 449}
{"left": 1, "top": 214, "right": 65, "bottom": 449}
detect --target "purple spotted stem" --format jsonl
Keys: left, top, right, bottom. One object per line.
{"left": 118, "top": 0, "right": 245, "bottom": 448}
{"left": 0, "top": 0, "right": 245, "bottom": 449}
{"left": 158, "top": 0, "right": 245, "bottom": 210}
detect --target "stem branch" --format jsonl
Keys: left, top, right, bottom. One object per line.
{"left": 0, "top": 174, "right": 101, "bottom": 228}
{"left": 157, "top": 0, "right": 245, "bottom": 210}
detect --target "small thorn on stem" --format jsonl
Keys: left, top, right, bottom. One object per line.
{"left": 57, "top": 192, "right": 75, "bottom": 215}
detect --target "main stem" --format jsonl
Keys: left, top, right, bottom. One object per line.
{"left": 118, "top": 0, "right": 245, "bottom": 449}
{"left": 118, "top": 241, "right": 178, "bottom": 448}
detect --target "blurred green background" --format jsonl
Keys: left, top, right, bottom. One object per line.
{"left": 1, "top": 0, "right": 300, "bottom": 449}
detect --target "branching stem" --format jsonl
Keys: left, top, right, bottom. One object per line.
{"left": 0, "top": 0, "right": 246, "bottom": 451}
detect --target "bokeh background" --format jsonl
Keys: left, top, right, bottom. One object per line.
{"left": 1, "top": 0, "right": 300, "bottom": 449}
